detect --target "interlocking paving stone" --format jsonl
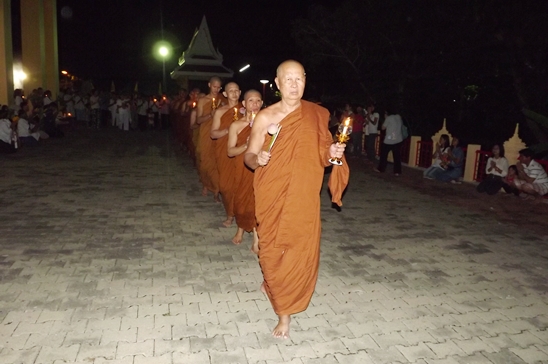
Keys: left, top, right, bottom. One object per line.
{"left": 1, "top": 128, "right": 547, "bottom": 363}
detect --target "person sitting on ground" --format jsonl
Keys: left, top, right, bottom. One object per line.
{"left": 0, "top": 108, "right": 16, "bottom": 153}
{"left": 17, "top": 110, "right": 40, "bottom": 145}
{"left": 513, "top": 148, "right": 548, "bottom": 199}
{"left": 423, "top": 134, "right": 450, "bottom": 179}
{"left": 42, "top": 103, "right": 64, "bottom": 138}
{"left": 435, "top": 136, "right": 464, "bottom": 183}
{"left": 501, "top": 165, "right": 520, "bottom": 196}
{"left": 476, "top": 144, "right": 509, "bottom": 195}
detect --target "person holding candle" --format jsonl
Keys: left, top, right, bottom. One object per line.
{"left": 210, "top": 82, "right": 242, "bottom": 227}
{"left": 196, "top": 76, "right": 224, "bottom": 201}
{"left": 244, "top": 60, "right": 349, "bottom": 339}
{"left": 227, "top": 89, "right": 263, "bottom": 251}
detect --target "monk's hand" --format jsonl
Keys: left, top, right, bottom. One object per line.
{"left": 257, "top": 151, "right": 271, "bottom": 167}
{"left": 330, "top": 143, "right": 345, "bottom": 159}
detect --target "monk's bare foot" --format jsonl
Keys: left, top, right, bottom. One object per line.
{"left": 260, "top": 281, "right": 267, "bottom": 294}
{"left": 222, "top": 217, "right": 234, "bottom": 227}
{"left": 201, "top": 187, "right": 208, "bottom": 196}
{"left": 232, "top": 227, "right": 244, "bottom": 245}
{"left": 251, "top": 229, "right": 259, "bottom": 255}
{"left": 272, "top": 315, "right": 290, "bottom": 339}
{"left": 214, "top": 193, "right": 221, "bottom": 203}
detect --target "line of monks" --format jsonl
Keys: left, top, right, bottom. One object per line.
{"left": 171, "top": 60, "right": 349, "bottom": 339}
{"left": 172, "top": 78, "right": 261, "bottom": 252}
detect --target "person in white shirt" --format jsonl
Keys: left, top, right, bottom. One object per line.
{"left": 0, "top": 108, "right": 16, "bottom": 153}
{"left": 136, "top": 95, "right": 149, "bottom": 131}
{"left": 108, "top": 93, "right": 118, "bottom": 127}
{"left": 89, "top": 89, "right": 100, "bottom": 129}
{"left": 118, "top": 101, "right": 131, "bottom": 131}
{"left": 17, "top": 110, "right": 40, "bottom": 145}
{"left": 73, "top": 92, "right": 86, "bottom": 122}
{"left": 375, "top": 106, "right": 404, "bottom": 175}
{"left": 63, "top": 89, "right": 75, "bottom": 115}
{"left": 514, "top": 148, "right": 548, "bottom": 197}
{"left": 476, "top": 144, "right": 509, "bottom": 195}
{"left": 43, "top": 90, "right": 53, "bottom": 107}
{"left": 364, "top": 104, "right": 380, "bottom": 162}
{"left": 159, "top": 94, "right": 170, "bottom": 129}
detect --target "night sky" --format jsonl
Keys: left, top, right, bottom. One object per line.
{"left": 55, "top": 0, "right": 340, "bottom": 93}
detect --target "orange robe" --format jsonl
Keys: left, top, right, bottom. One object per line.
{"left": 254, "top": 100, "right": 349, "bottom": 316}
{"left": 215, "top": 106, "right": 241, "bottom": 217}
{"left": 198, "top": 100, "right": 220, "bottom": 194}
{"left": 233, "top": 124, "right": 255, "bottom": 232}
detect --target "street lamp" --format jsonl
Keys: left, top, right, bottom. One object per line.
{"left": 260, "top": 80, "right": 269, "bottom": 100}
{"left": 154, "top": 41, "right": 171, "bottom": 94}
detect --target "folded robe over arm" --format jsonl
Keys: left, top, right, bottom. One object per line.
{"left": 254, "top": 100, "right": 349, "bottom": 316}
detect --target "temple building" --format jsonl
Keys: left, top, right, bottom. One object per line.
{"left": 170, "top": 16, "right": 233, "bottom": 90}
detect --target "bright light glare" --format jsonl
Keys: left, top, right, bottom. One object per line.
{"left": 260, "top": 80, "right": 269, "bottom": 84}
{"left": 61, "top": 70, "right": 68, "bottom": 75}
{"left": 159, "top": 46, "right": 169, "bottom": 57}
{"left": 239, "top": 64, "right": 250, "bottom": 72}
{"left": 153, "top": 41, "right": 172, "bottom": 61}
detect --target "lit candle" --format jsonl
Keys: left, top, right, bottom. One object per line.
{"left": 233, "top": 107, "right": 238, "bottom": 120}
{"left": 192, "top": 101, "right": 196, "bottom": 108}
{"left": 212, "top": 97, "right": 216, "bottom": 109}
{"left": 342, "top": 117, "right": 350, "bottom": 135}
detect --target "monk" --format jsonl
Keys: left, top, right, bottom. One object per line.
{"left": 227, "top": 89, "right": 263, "bottom": 251}
{"left": 190, "top": 92, "right": 205, "bottom": 168}
{"left": 196, "top": 77, "right": 224, "bottom": 201}
{"left": 211, "top": 82, "right": 242, "bottom": 227}
{"left": 244, "top": 60, "right": 349, "bottom": 339}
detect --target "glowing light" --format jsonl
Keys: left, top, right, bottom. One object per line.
{"left": 159, "top": 46, "right": 169, "bottom": 58}
{"left": 239, "top": 64, "right": 250, "bottom": 72}
{"left": 61, "top": 70, "right": 68, "bottom": 75}
{"left": 260, "top": 80, "right": 269, "bottom": 84}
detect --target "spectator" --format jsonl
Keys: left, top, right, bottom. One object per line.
{"left": 43, "top": 90, "right": 53, "bottom": 107}
{"left": 89, "top": 89, "right": 100, "bottom": 129}
{"left": 364, "top": 103, "right": 379, "bottom": 162}
{"left": 502, "top": 165, "right": 520, "bottom": 196}
{"left": 0, "top": 108, "right": 16, "bottom": 153}
{"left": 17, "top": 110, "right": 40, "bottom": 145}
{"left": 476, "top": 144, "right": 509, "bottom": 195}
{"left": 351, "top": 106, "right": 364, "bottom": 157}
{"left": 42, "top": 103, "right": 64, "bottom": 138}
{"left": 435, "top": 137, "right": 464, "bottom": 183}
{"left": 423, "top": 134, "right": 450, "bottom": 179}
{"left": 514, "top": 148, "right": 548, "bottom": 198}
{"left": 375, "top": 106, "right": 404, "bottom": 176}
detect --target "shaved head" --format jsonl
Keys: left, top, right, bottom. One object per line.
{"left": 276, "top": 60, "right": 305, "bottom": 78}
{"left": 244, "top": 89, "right": 261, "bottom": 100}
{"left": 225, "top": 82, "right": 240, "bottom": 90}
{"left": 209, "top": 76, "right": 222, "bottom": 84}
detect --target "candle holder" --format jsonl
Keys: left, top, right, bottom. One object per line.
{"left": 329, "top": 118, "right": 352, "bottom": 166}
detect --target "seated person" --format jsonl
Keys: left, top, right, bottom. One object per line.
{"left": 42, "top": 103, "right": 64, "bottom": 138}
{"left": 435, "top": 137, "right": 464, "bottom": 183}
{"left": 476, "top": 144, "right": 509, "bottom": 195}
{"left": 0, "top": 108, "right": 16, "bottom": 153}
{"left": 423, "top": 134, "right": 450, "bottom": 179}
{"left": 501, "top": 165, "right": 520, "bottom": 196}
{"left": 514, "top": 148, "right": 548, "bottom": 198}
{"left": 17, "top": 110, "right": 40, "bottom": 145}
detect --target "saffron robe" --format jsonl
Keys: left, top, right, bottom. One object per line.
{"left": 233, "top": 124, "right": 255, "bottom": 232}
{"left": 198, "top": 100, "right": 220, "bottom": 194}
{"left": 215, "top": 106, "right": 241, "bottom": 217}
{"left": 254, "top": 100, "right": 349, "bottom": 316}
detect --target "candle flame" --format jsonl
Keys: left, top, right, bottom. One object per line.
{"left": 345, "top": 117, "right": 351, "bottom": 126}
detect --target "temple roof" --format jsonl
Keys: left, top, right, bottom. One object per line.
{"left": 171, "top": 16, "right": 234, "bottom": 80}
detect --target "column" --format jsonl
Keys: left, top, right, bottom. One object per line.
{"left": 43, "top": 0, "right": 58, "bottom": 99}
{"left": 0, "top": 0, "right": 14, "bottom": 106}
{"left": 21, "top": 0, "right": 46, "bottom": 94}
{"left": 463, "top": 144, "right": 481, "bottom": 182}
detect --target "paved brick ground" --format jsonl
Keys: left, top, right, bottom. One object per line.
{"left": 1, "top": 128, "right": 547, "bottom": 364}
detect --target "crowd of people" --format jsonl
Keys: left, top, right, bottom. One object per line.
{"left": 171, "top": 61, "right": 348, "bottom": 339}
{"left": 0, "top": 86, "right": 180, "bottom": 154}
